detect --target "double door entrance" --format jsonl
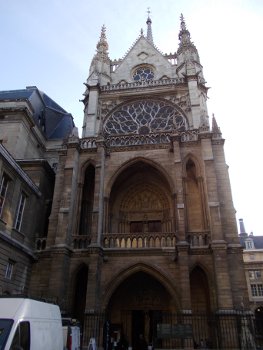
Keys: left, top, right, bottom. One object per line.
{"left": 109, "top": 309, "right": 162, "bottom": 349}
{"left": 131, "top": 310, "right": 162, "bottom": 348}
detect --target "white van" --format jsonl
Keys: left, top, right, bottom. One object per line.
{"left": 0, "top": 297, "right": 63, "bottom": 350}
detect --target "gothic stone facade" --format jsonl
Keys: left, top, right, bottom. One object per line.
{"left": 1, "top": 16, "right": 249, "bottom": 349}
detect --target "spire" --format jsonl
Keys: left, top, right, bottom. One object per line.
{"left": 212, "top": 114, "right": 221, "bottom": 133}
{"left": 146, "top": 8, "right": 153, "bottom": 43}
{"left": 212, "top": 114, "right": 222, "bottom": 138}
{"left": 88, "top": 24, "right": 110, "bottom": 85}
{"left": 178, "top": 14, "right": 191, "bottom": 46}
{"left": 96, "top": 24, "right": 109, "bottom": 58}
{"left": 177, "top": 14, "right": 200, "bottom": 64}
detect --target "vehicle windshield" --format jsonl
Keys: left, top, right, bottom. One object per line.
{"left": 0, "top": 319, "right": 14, "bottom": 350}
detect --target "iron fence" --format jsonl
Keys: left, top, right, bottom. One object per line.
{"left": 82, "top": 311, "right": 263, "bottom": 350}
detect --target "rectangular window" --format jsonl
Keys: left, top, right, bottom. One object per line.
{"left": 251, "top": 284, "right": 263, "bottom": 297}
{"left": 249, "top": 271, "right": 255, "bottom": 280}
{"left": 246, "top": 240, "right": 254, "bottom": 249}
{"left": 258, "top": 284, "right": 263, "bottom": 296}
{"left": 14, "top": 192, "right": 26, "bottom": 231}
{"left": 249, "top": 270, "right": 261, "bottom": 280}
{"left": 0, "top": 173, "right": 9, "bottom": 217}
{"left": 255, "top": 271, "right": 262, "bottom": 279}
{"left": 5, "top": 260, "right": 15, "bottom": 279}
{"left": 251, "top": 284, "right": 257, "bottom": 296}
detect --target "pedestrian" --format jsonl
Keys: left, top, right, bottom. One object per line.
{"left": 136, "top": 334, "right": 148, "bottom": 350}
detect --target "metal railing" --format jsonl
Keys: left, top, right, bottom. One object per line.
{"left": 82, "top": 311, "right": 262, "bottom": 350}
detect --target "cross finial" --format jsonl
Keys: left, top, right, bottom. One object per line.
{"left": 146, "top": 7, "right": 153, "bottom": 43}
{"left": 147, "top": 7, "right": 151, "bottom": 17}
{"left": 180, "top": 13, "right": 186, "bottom": 30}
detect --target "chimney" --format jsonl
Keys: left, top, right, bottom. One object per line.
{"left": 239, "top": 218, "right": 247, "bottom": 237}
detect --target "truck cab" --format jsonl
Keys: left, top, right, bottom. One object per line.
{"left": 0, "top": 297, "right": 63, "bottom": 350}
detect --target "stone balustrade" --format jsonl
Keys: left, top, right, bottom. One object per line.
{"left": 102, "top": 232, "right": 177, "bottom": 249}
{"left": 100, "top": 78, "right": 185, "bottom": 92}
{"left": 35, "top": 231, "right": 210, "bottom": 251}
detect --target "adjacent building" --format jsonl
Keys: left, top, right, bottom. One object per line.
{"left": 0, "top": 86, "right": 74, "bottom": 295}
{"left": 239, "top": 218, "right": 263, "bottom": 342}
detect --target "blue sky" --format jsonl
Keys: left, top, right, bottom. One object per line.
{"left": 1, "top": 0, "right": 263, "bottom": 235}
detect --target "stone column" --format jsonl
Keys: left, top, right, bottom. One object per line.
{"left": 90, "top": 141, "right": 105, "bottom": 245}
{"left": 46, "top": 149, "right": 67, "bottom": 247}
{"left": 227, "top": 244, "right": 249, "bottom": 308}
{"left": 177, "top": 241, "right": 191, "bottom": 311}
{"left": 47, "top": 248, "right": 71, "bottom": 308}
{"left": 104, "top": 196, "right": 109, "bottom": 233}
{"left": 83, "top": 85, "right": 99, "bottom": 137}
{"left": 83, "top": 246, "right": 103, "bottom": 346}
{"left": 211, "top": 241, "right": 233, "bottom": 309}
{"left": 172, "top": 136, "right": 185, "bottom": 241}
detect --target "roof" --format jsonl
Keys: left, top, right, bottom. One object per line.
{"left": 252, "top": 236, "right": 263, "bottom": 249}
{"left": 0, "top": 86, "right": 74, "bottom": 140}
{"left": 239, "top": 234, "right": 263, "bottom": 249}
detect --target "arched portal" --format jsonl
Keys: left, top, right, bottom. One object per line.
{"left": 106, "top": 271, "right": 177, "bottom": 349}
{"left": 108, "top": 160, "right": 174, "bottom": 234}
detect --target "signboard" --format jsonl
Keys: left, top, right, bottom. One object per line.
{"left": 157, "top": 323, "right": 193, "bottom": 339}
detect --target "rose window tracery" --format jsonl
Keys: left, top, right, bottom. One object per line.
{"left": 133, "top": 66, "right": 154, "bottom": 81}
{"left": 103, "top": 99, "right": 188, "bottom": 135}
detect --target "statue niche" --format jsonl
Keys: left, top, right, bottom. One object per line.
{"left": 184, "top": 159, "right": 204, "bottom": 231}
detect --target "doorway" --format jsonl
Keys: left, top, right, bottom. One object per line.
{"left": 132, "top": 310, "right": 145, "bottom": 347}
{"left": 107, "top": 271, "right": 175, "bottom": 347}
{"left": 131, "top": 310, "right": 162, "bottom": 348}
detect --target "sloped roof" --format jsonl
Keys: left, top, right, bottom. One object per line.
{"left": 239, "top": 234, "right": 263, "bottom": 249}
{"left": 252, "top": 236, "right": 263, "bottom": 249}
{"left": 0, "top": 86, "right": 74, "bottom": 140}
{"left": 0, "top": 89, "right": 33, "bottom": 100}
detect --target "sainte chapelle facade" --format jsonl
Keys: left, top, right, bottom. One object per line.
{"left": 0, "top": 13, "right": 253, "bottom": 349}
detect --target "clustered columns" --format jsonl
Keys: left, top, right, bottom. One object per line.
{"left": 171, "top": 136, "right": 186, "bottom": 240}
{"left": 171, "top": 134, "right": 194, "bottom": 312}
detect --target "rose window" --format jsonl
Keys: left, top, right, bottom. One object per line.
{"left": 103, "top": 99, "right": 188, "bottom": 135}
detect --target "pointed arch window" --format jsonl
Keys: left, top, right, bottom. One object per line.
{"left": 79, "top": 165, "right": 95, "bottom": 235}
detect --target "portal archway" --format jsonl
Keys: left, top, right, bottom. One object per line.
{"left": 106, "top": 270, "right": 178, "bottom": 349}
{"left": 108, "top": 160, "right": 174, "bottom": 234}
